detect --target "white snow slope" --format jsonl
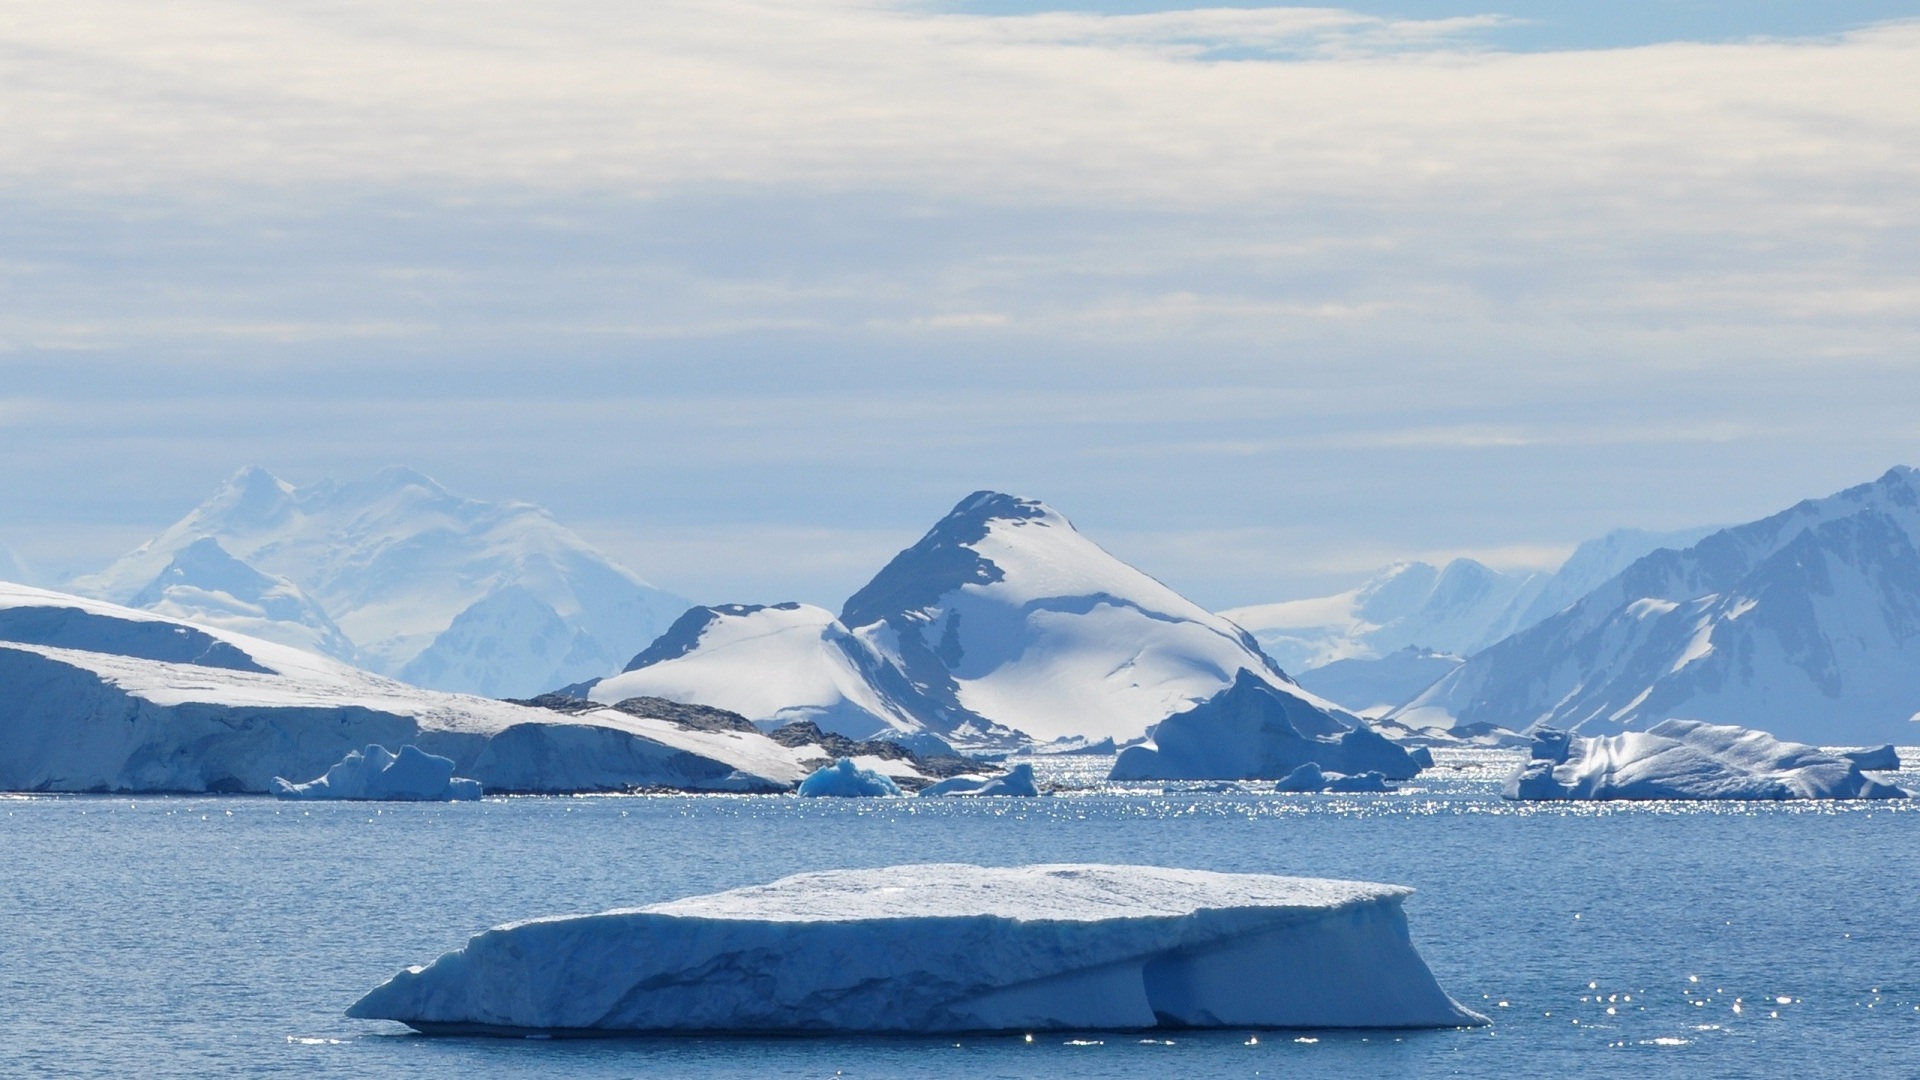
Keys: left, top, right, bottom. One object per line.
{"left": 833, "top": 492, "right": 1352, "bottom": 745}
{"left": 347, "top": 863, "right": 1486, "bottom": 1034}
{"left": 0, "top": 582, "right": 823, "bottom": 794}
{"left": 127, "top": 537, "right": 355, "bottom": 661}
{"left": 69, "top": 465, "right": 689, "bottom": 699}
{"left": 1223, "top": 526, "right": 1718, "bottom": 675}
{"left": 587, "top": 492, "right": 1364, "bottom": 748}
{"left": 1504, "top": 720, "right": 1909, "bottom": 801}
{"left": 1396, "top": 467, "right": 1920, "bottom": 746}
{"left": 589, "top": 603, "right": 927, "bottom": 740}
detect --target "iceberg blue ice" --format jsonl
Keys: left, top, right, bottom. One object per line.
{"left": 918, "top": 763, "right": 1039, "bottom": 797}
{"left": 1504, "top": 719, "right": 1910, "bottom": 801}
{"left": 273, "top": 744, "right": 482, "bottom": 801}
{"left": 347, "top": 863, "right": 1487, "bottom": 1035}
{"left": 796, "top": 757, "right": 902, "bottom": 797}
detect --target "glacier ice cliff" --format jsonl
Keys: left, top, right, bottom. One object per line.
{"left": 0, "top": 583, "right": 842, "bottom": 794}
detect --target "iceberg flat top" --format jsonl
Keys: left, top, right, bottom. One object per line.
{"left": 629, "top": 864, "right": 1406, "bottom": 925}
{"left": 350, "top": 862, "right": 1477, "bottom": 1034}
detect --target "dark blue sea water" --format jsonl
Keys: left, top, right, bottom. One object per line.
{"left": 3, "top": 750, "right": 1918, "bottom": 1079}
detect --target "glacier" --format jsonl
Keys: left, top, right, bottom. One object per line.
{"left": 796, "top": 757, "right": 903, "bottom": 797}
{"left": 273, "top": 744, "right": 482, "bottom": 801}
{"left": 69, "top": 465, "right": 689, "bottom": 700}
{"left": 1504, "top": 719, "right": 1910, "bottom": 801}
{"left": 346, "top": 863, "right": 1486, "bottom": 1035}
{"left": 1110, "top": 671, "right": 1426, "bottom": 781}
{"left": 1397, "top": 467, "right": 1920, "bottom": 746}
{"left": 919, "top": 763, "right": 1040, "bottom": 797}
{"left": 0, "top": 582, "right": 855, "bottom": 794}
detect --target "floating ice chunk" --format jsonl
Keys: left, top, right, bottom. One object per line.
{"left": 1111, "top": 671, "right": 1425, "bottom": 782}
{"left": 1842, "top": 745, "right": 1902, "bottom": 772}
{"left": 796, "top": 757, "right": 902, "bottom": 797}
{"left": 1504, "top": 720, "right": 1911, "bottom": 801}
{"left": 272, "top": 744, "right": 481, "bottom": 801}
{"left": 347, "top": 863, "right": 1487, "bottom": 1034}
{"left": 919, "top": 763, "right": 1039, "bottom": 797}
{"left": 1274, "top": 764, "right": 1397, "bottom": 793}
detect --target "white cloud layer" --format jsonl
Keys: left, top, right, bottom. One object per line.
{"left": 1, "top": 2, "right": 1917, "bottom": 606}
{"left": 3, "top": 2, "right": 1914, "bottom": 209}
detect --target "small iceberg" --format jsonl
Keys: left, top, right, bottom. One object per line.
{"left": 1504, "top": 720, "right": 1911, "bottom": 801}
{"left": 796, "top": 757, "right": 902, "bottom": 797}
{"left": 1110, "top": 671, "right": 1426, "bottom": 782}
{"left": 1274, "top": 763, "right": 1397, "bottom": 793}
{"left": 347, "top": 863, "right": 1487, "bottom": 1034}
{"left": 272, "top": 744, "right": 482, "bottom": 802}
{"left": 919, "top": 763, "right": 1039, "bottom": 797}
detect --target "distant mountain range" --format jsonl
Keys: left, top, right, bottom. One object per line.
{"left": 1395, "top": 467, "right": 1920, "bottom": 747}
{"left": 585, "top": 491, "right": 1357, "bottom": 748}
{"left": 1221, "top": 525, "right": 1718, "bottom": 674}
{"left": 16, "top": 463, "right": 1920, "bottom": 750}
{"left": 66, "top": 466, "right": 689, "bottom": 699}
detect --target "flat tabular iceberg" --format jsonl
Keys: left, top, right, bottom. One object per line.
{"left": 1504, "top": 719, "right": 1910, "bottom": 801}
{"left": 273, "top": 744, "right": 482, "bottom": 801}
{"left": 348, "top": 863, "right": 1485, "bottom": 1035}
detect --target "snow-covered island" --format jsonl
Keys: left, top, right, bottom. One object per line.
{"left": 348, "top": 863, "right": 1486, "bottom": 1035}
{"left": 1504, "top": 719, "right": 1909, "bottom": 801}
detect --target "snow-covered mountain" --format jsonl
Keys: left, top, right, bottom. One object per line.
{"left": 1221, "top": 525, "right": 1718, "bottom": 675}
{"left": 586, "top": 491, "right": 1360, "bottom": 748}
{"left": 126, "top": 537, "right": 355, "bottom": 660}
{"left": 837, "top": 492, "right": 1327, "bottom": 744}
{"left": 1292, "top": 647, "right": 1466, "bottom": 717}
{"left": 0, "top": 581, "right": 833, "bottom": 794}
{"left": 1395, "top": 467, "right": 1920, "bottom": 747}
{"left": 589, "top": 603, "right": 929, "bottom": 740}
{"left": 1222, "top": 559, "right": 1540, "bottom": 672}
{"left": 69, "top": 466, "right": 689, "bottom": 699}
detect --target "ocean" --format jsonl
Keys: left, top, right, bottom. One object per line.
{"left": 3, "top": 749, "right": 1916, "bottom": 1078}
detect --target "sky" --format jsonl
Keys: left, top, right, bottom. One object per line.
{"left": 2, "top": 0, "right": 1918, "bottom": 609}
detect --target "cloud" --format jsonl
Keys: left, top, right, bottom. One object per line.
{"left": 1, "top": 3, "right": 1916, "bottom": 607}
{"left": 3, "top": 2, "right": 1915, "bottom": 215}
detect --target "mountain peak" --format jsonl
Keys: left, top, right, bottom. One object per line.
{"left": 840, "top": 492, "right": 1060, "bottom": 628}
{"left": 207, "top": 466, "right": 296, "bottom": 524}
